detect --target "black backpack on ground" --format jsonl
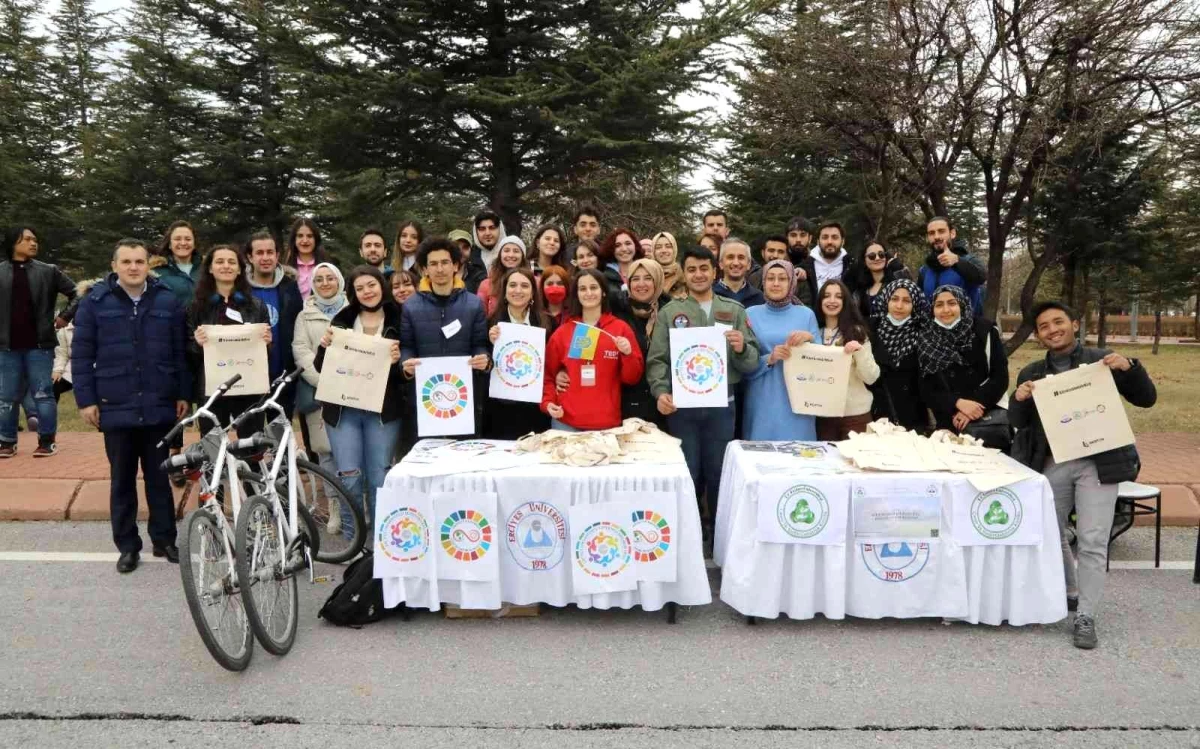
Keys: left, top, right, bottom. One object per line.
{"left": 318, "top": 552, "right": 388, "bottom": 627}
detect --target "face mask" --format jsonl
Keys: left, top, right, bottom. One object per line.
{"left": 886, "top": 314, "right": 909, "bottom": 327}
{"left": 934, "top": 317, "right": 960, "bottom": 330}
{"left": 359, "top": 298, "right": 385, "bottom": 313}
{"left": 543, "top": 285, "right": 567, "bottom": 304}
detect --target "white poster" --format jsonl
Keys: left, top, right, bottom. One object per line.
{"left": 315, "top": 328, "right": 394, "bottom": 413}
{"left": 414, "top": 356, "right": 476, "bottom": 437}
{"left": 782, "top": 343, "right": 853, "bottom": 417}
{"left": 852, "top": 478, "right": 942, "bottom": 543}
{"left": 568, "top": 501, "right": 639, "bottom": 595}
{"left": 432, "top": 492, "right": 500, "bottom": 582}
{"left": 612, "top": 490, "right": 678, "bottom": 583}
{"left": 949, "top": 477, "right": 1044, "bottom": 546}
{"left": 498, "top": 490, "right": 573, "bottom": 605}
{"left": 1033, "top": 362, "right": 1136, "bottom": 463}
{"left": 203, "top": 324, "right": 269, "bottom": 395}
{"left": 489, "top": 322, "right": 546, "bottom": 404}
{"left": 374, "top": 486, "right": 435, "bottom": 581}
{"left": 755, "top": 475, "right": 849, "bottom": 546}
{"left": 669, "top": 327, "right": 728, "bottom": 408}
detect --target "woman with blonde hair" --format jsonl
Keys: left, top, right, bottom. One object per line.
{"left": 616, "top": 258, "right": 667, "bottom": 426}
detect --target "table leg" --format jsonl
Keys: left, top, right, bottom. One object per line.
{"left": 399, "top": 603, "right": 410, "bottom": 622}
{"left": 1155, "top": 494, "right": 1161, "bottom": 569}
{"left": 1193, "top": 518, "right": 1199, "bottom": 585}
{"left": 746, "top": 615, "right": 756, "bottom": 626}
{"left": 666, "top": 602, "right": 677, "bottom": 625}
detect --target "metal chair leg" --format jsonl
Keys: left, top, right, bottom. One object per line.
{"left": 746, "top": 615, "right": 757, "bottom": 626}
{"left": 666, "top": 602, "right": 677, "bottom": 624}
{"left": 1154, "top": 493, "right": 1162, "bottom": 569}
{"left": 1193, "top": 518, "right": 1199, "bottom": 585}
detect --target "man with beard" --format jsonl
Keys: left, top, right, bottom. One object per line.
{"left": 801, "top": 221, "right": 855, "bottom": 303}
{"left": 359, "top": 227, "right": 393, "bottom": 279}
{"left": 562, "top": 204, "right": 601, "bottom": 265}
{"left": 463, "top": 210, "right": 506, "bottom": 294}
{"left": 918, "top": 216, "right": 987, "bottom": 317}
{"left": 785, "top": 217, "right": 817, "bottom": 306}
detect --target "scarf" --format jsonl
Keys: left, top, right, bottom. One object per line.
{"left": 761, "top": 259, "right": 797, "bottom": 309}
{"left": 626, "top": 258, "right": 664, "bottom": 337}
{"left": 311, "top": 262, "right": 347, "bottom": 318}
{"left": 917, "top": 284, "right": 976, "bottom": 376}
{"left": 874, "top": 279, "right": 927, "bottom": 365}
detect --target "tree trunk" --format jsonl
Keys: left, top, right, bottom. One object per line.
{"left": 1077, "top": 267, "right": 1091, "bottom": 344}
{"left": 1096, "top": 286, "right": 1108, "bottom": 349}
{"left": 1194, "top": 285, "right": 1199, "bottom": 340}
{"left": 1062, "top": 253, "right": 1077, "bottom": 306}
{"left": 1006, "top": 248, "right": 1059, "bottom": 355}
{"left": 1153, "top": 308, "right": 1162, "bottom": 355}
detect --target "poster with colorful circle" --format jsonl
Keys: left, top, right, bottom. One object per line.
{"left": 489, "top": 322, "right": 546, "bottom": 404}
{"left": 433, "top": 492, "right": 500, "bottom": 582}
{"left": 568, "top": 501, "right": 639, "bottom": 595}
{"left": 372, "top": 487, "right": 435, "bottom": 582}
{"left": 415, "top": 356, "right": 476, "bottom": 437}
{"left": 668, "top": 327, "right": 728, "bottom": 408}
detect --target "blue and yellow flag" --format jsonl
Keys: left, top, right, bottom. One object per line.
{"left": 567, "top": 322, "right": 601, "bottom": 360}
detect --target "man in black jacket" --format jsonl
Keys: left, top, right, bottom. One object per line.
{"left": 463, "top": 211, "right": 505, "bottom": 294}
{"left": 1010, "top": 301, "right": 1157, "bottom": 650}
{"left": 245, "top": 232, "right": 303, "bottom": 415}
{"left": 0, "top": 227, "right": 77, "bottom": 457}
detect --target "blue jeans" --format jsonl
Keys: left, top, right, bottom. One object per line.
{"left": 550, "top": 418, "right": 579, "bottom": 432}
{"left": 0, "top": 349, "right": 56, "bottom": 444}
{"left": 668, "top": 402, "right": 735, "bottom": 524}
{"left": 326, "top": 408, "right": 401, "bottom": 535}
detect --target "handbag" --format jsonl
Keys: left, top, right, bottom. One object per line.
{"left": 962, "top": 406, "right": 1012, "bottom": 452}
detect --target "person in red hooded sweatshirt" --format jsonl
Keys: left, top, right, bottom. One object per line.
{"left": 542, "top": 269, "right": 643, "bottom": 431}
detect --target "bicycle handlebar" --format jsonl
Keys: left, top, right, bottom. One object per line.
{"left": 230, "top": 367, "right": 303, "bottom": 430}
{"left": 156, "top": 374, "right": 243, "bottom": 448}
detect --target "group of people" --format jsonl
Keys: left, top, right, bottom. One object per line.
{"left": 0, "top": 207, "right": 1156, "bottom": 651}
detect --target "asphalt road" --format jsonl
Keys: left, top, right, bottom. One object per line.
{"left": 3, "top": 522, "right": 1198, "bottom": 748}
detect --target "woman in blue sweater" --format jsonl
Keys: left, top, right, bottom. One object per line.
{"left": 743, "top": 259, "right": 821, "bottom": 440}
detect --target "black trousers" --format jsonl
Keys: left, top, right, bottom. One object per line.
{"left": 104, "top": 424, "right": 175, "bottom": 554}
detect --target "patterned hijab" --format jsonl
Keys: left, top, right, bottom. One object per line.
{"left": 874, "top": 279, "right": 927, "bottom": 364}
{"left": 917, "top": 284, "right": 975, "bottom": 376}
{"left": 761, "top": 259, "right": 797, "bottom": 309}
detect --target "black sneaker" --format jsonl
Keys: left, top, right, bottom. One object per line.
{"left": 32, "top": 442, "right": 57, "bottom": 458}
{"left": 1073, "top": 614, "right": 1098, "bottom": 649}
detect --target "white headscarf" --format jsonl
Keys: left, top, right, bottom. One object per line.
{"left": 311, "top": 262, "right": 347, "bottom": 318}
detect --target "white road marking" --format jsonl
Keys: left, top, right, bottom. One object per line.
{"left": 1107, "top": 560, "right": 1194, "bottom": 571}
{"left": 0, "top": 551, "right": 168, "bottom": 563}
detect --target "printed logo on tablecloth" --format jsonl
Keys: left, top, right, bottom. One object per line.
{"left": 506, "top": 501, "right": 566, "bottom": 571}
{"left": 421, "top": 373, "right": 469, "bottom": 419}
{"left": 574, "top": 521, "right": 632, "bottom": 579}
{"left": 969, "top": 487, "right": 1024, "bottom": 541}
{"left": 672, "top": 344, "right": 725, "bottom": 395}
{"left": 378, "top": 507, "right": 430, "bottom": 563}
{"left": 775, "top": 484, "right": 830, "bottom": 539}
{"left": 861, "top": 542, "right": 930, "bottom": 582}
{"left": 494, "top": 340, "right": 542, "bottom": 389}
{"left": 440, "top": 509, "right": 493, "bottom": 561}
{"left": 630, "top": 510, "right": 672, "bottom": 563}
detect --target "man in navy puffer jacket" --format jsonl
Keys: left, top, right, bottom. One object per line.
{"left": 72, "top": 240, "right": 190, "bottom": 573}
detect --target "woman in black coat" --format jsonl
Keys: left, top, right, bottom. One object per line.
{"left": 868, "top": 279, "right": 930, "bottom": 433}
{"left": 483, "top": 267, "right": 552, "bottom": 439}
{"left": 614, "top": 258, "right": 667, "bottom": 429}
{"left": 845, "top": 241, "right": 912, "bottom": 322}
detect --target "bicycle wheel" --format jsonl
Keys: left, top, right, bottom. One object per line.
{"left": 241, "top": 460, "right": 363, "bottom": 563}
{"left": 179, "top": 509, "right": 253, "bottom": 672}
{"left": 235, "top": 495, "right": 299, "bottom": 656}
{"left": 236, "top": 467, "right": 324, "bottom": 562}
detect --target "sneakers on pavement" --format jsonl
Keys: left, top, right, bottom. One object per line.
{"left": 32, "top": 442, "right": 57, "bottom": 458}
{"left": 0, "top": 443, "right": 15, "bottom": 459}
{"left": 1073, "top": 614, "right": 1098, "bottom": 649}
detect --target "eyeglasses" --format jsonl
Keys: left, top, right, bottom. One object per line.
{"left": 865, "top": 252, "right": 887, "bottom": 261}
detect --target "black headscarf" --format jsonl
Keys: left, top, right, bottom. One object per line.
{"left": 917, "top": 285, "right": 976, "bottom": 376}
{"left": 874, "top": 279, "right": 928, "bottom": 365}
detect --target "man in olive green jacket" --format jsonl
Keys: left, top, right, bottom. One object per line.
{"left": 647, "top": 244, "right": 759, "bottom": 528}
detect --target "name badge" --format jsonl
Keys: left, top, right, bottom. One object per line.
{"left": 580, "top": 364, "right": 596, "bottom": 387}
{"left": 225, "top": 308, "right": 244, "bottom": 323}
{"left": 714, "top": 323, "right": 732, "bottom": 333}
{"left": 442, "top": 319, "right": 462, "bottom": 339}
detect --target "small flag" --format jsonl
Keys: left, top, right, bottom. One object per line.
{"left": 567, "top": 322, "right": 601, "bottom": 360}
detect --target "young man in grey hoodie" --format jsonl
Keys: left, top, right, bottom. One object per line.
{"left": 245, "top": 231, "right": 303, "bottom": 414}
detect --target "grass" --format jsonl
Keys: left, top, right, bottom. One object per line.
{"left": 41, "top": 343, "right": 1199, "bottom": 435}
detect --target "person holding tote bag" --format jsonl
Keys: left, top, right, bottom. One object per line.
{"left": 813, "top": 279, "right": 880, "bottom": 441}
{"left": 292, "top": 262, "right": 346, "bottom": 477}
{"left": 916, "top": 284, "right": 1010, "bottom": 449}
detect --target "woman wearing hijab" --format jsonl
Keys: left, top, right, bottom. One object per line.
{"left": 617, "top": 258, "right": 668, "bottom": 427}
{"left": 743, "top": 259, "right": 821, "bottom": 440}
{"left": 292, "top": 262, "right": 347, "bottom": 477}
{"left": 917, "top": 285, "right": 1009, "bottom": 443}
{"left": 869, "top": 279, "right": 930, "bottom": 433}
{"left": 650, "top": 231, "right": 679, "bottom": 267}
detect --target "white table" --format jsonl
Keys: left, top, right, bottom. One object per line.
{"left": 714, "top": 443, "right": 1067, "bottom": 625}
{"left": 375, "top": 456, "right": 712, "bottom": 613}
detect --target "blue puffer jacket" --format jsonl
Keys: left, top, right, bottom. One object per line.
{"left": 151, "top": 255, "right": 203, "bottom": 309}
{"left": 399, "top": 283, "right": 489, "bottom": 363}
{"left": 71, "top": 274, "right": 190, "bottom": 431}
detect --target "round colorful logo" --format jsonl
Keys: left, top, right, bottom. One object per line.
{"left": 421, "top": 373, "right": 469, "bottom": 419}
{"left": 970, "top": 487, "right": 1023, "bottom": 540}
{"left": 673, "top": 344, "right": 725, "bottom": 395}
{"left": 631, "top": 510, "right": 672, "bottom": 562}
{"left": 574, "top": 521, "right": 632, "bottom": 579}
{"left": 378, "top": 507, "right": 430, "bottom": 563}
{"left": 775, "top": 484, "right": 830, "bottom": 539}
{"left": 444, "top": 440, "right": 496, "bottom": 453}
{"left": 861, "top": 542, "right": 930, "bottom": 582}
{"left": 506, "top": 501, "right": 566, "bottom": 571}
{"left": 440, "top": 509, "right": 493, "bottom": 561}
{"left": 494, "top": 340, "right": 542, "bottom": 389}
{"left": 672, "top": 314, "right": 690, "bottom": 328}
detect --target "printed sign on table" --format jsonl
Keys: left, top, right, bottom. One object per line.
{"left": 852, "top": 478, "right": 942, "bottom": 543}
{"left": 315, "top": 328, "right": 393, "bottom": 413}
{"left": 668, "top": 327, "right": 728, "bottom": 408}
{"left": 1033, "top": 362, "right": 1135, "bottom": 463}
{"left": 949, "top": 477, "right": 1044, "bottom": 546}
{"left": 415, "top": 356, "right": 476, "bottom": 437}
{"left": 374, "top": 487, "right": 435, "bottom": 581}
{"left": 489, "top": 322, "right": 546, "bottom": 404}
{"left": 568, "top": 502, "right": 639, "bottom": 595}
{"left": 782, "top": 343, "right": 852, "bottom": 417}
{"left": 433, "top": 492, "right": 499, "bottom": 582}
{"left": 612, "top": 490, "right": 678, "bottom": 582}
{"left": 203, "top": 324, "right": 269, "bottom": 395}
{"left": 755, "top": 475, "right": 849, "bottom": 545}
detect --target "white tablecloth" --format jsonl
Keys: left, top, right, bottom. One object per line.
{"left": 376, "top": 459, "right": 712, "bottom": 612}
{"left": 714, "top": 443, "right": 1067, "bottom": 625}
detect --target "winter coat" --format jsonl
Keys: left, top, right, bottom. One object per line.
{"left": 846, "top": 259, "right": 913, "bottom": 320}
{"left": 714, "top": 279, "right": 766, "bottom": 309}
{"left": 646, "top": 295, "right": 761, "bottom": 399}
{"left": 1010, "top": 344, "right": 1157, "bottom": 484}
{"left": 151, "top": 254, "right": 203, "bottom": 309}
{"left": 868, "top": 324, "right": 928, "bottom": 433}
{"left": 0, "top": 258, "right": 77, "bottom": 350}
{"left": 616, "top": 304, "right": 666, "bottom": 429}
{"left": 51, "top": 277, "right": 101, "bottom": 384}
{"left": 542, "top": 313, "right": 645, "bottom": 430}
{"left": 917, "top": 317, "right": 1008, "bottom": 431}
{"left": 399, "top": 282, "right": 490, "bottom": 363}
{"left": 185, "top": 291, "right": 269, "bottom": 402}
{"left": 918, "top": 239, "right": 987, "bottom": 316}
{"left": 71, "top": 274, "right": 189, "bottom": 431}
{"left": 315, "top": 303, "right": 404, "bottom": 427}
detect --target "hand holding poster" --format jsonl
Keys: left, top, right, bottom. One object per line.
{"left": 489, "top": 322, "right": 546, "bottom": 404}
{"left": 414, "top": 356, "right": 476, "bottom": 437}
{"left": 1032, "top": 362, "right": 1135, "bottom": 463}
{"left": 203, "top": 324, "right": 269, "bottom": 395}
{"left": 668, "top": 327, "right": 728, "bottom": 408}
{"left": 316, "top": 328, "right": 394, "bottom": 413}
{"left": 782, "top": 343, "right": 852, "bottom": 417}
